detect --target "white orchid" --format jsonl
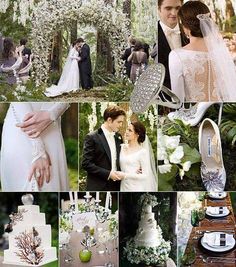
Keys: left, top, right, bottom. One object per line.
{"left": 182, "top": 161, "right": 192, "bottom": 172}
{"left": 169, "top": 146, "right": 184, "bottom": 164}
{"left": 157, "top": 146, "right": 168, "bottom": 161}
{"left": 158, "top": 164, "right": 172, "bottom": 174}
{"left": 164, "top": 135, "right": 180, "bottom": 149}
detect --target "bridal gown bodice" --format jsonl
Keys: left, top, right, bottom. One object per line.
{"left": 120, "top": 147, "right": 154, "bottom": 192}
{"left": 169, "top": 48, "right": 221, "bottom": 102}
{"left": 0, "top": 102, "right": 70, "bottom": 191}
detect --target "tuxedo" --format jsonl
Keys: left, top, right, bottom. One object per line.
{"left": 78, "top": 43, "right": 93, "bottom": 89}
{"left": 22, "top": 47, "right": 31, "bottom": 58}
{"left": 121, "top": 45, "right": 135, "bottom": 78}
{"left": 158, "top": 21, "right": 188, "bottom": 89}
{"left": 82, "top": 127, "right": 123, "bottom": 191}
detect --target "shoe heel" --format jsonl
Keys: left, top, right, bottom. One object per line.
{"left": 218, "top": 103, "right": 223, "bottom": 126}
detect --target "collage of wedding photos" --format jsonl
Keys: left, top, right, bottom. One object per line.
{"left": 1, "top": 0, "right": 236, "bottom": 266}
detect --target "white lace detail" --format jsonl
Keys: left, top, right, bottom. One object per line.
{"left": 171, "top": 49, "right": 220, "bottom": 102}
{"left": 48, "top": 103, "right": 70, "bottom": 121}
{"left": 196, "top": 13, "right": 211, "bottom": 21}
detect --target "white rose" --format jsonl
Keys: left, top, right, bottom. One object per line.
{"left": 164, "top": 135, "right": 180, "bottom": 149}
{"left": 169, "top": 146, "right": 184, "bottom": 164}
{"left": 158, "top": 164, "right": 172, "bottom": 174}
{"left": 182, "top": 161, "right": 191, "bottom": 172}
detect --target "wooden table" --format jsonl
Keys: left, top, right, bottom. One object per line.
{"left": 183, "top": 193, "right": 236, "bottom": 267}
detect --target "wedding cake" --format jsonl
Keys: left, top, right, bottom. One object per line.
{"left": 134, "top": 204, "right": 163, "bottom": 247}
{"left": 3, "top": 194, "right": 57, "bottom": 266}
{"left": 124, "top": 193, "right": 171, "bottom": 266}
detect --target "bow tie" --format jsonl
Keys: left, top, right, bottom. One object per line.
{"left": 165, "top": 28, "right": 181, "bottom": 36}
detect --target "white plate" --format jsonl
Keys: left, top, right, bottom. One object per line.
{"left": 208, "top": 192, "right": 227, "bottom": 199}
{"left": 201, "top": 232, "right": 235, "bottom": 252}
{"left": 206, "top": 207, "right": 230, "bottom": 217}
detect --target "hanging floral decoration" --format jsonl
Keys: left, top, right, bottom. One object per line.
{"left": 29, "top": 0, "right": 129, "bottom": 86}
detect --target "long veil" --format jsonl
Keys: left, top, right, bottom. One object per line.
{"left": 197, "top": 13, "right": 236, "bottom": 101}
{"left": 57, "top": 45, "right": 75, "bottom": 87}
{"left": 142, "top": 135, "right": 158, "bottom": 191}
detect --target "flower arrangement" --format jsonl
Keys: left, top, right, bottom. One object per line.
{"left": 158, "top": 129, "right": 192, "bottom": 179}
{"left": 124, "top": 237, "right": 171, "bottom": 266}
{"left": 29, "top": 0, "right": 129, "bottom": 86}
{"left": 138, "top": 193, "right": 159, "bottom": 208}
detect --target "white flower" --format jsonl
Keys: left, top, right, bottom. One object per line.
{"left": 182, "top": 161, "right": 191, "bottom": 172}
{"left": 164, "top": 135, "right": 180, "bottom": 149}
{"left": 179, "top": 169, "right": 185, "bottom": 179}
{"left": 158, "top": 164, "right": 172, "bottom": 174}
{"left": 169, "top": 146, "right": 184, "bottom": 164}
{"left": 157, "top": 147, "right": 167, "bottom": 161}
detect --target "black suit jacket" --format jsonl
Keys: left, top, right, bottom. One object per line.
{"left": 82, "top": 128, "right": 123, "bottom": 191}
{"left": 158, "top": 21, "right": 188, "bottom": 89}
{"left": 121, "top": 46, "right": 134, "bottom": 77}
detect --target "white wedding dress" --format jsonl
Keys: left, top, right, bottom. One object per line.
{"left": 45, "top": 47, "right": 80, "bottom": 97}
{"left": 169, "top": 49, "right": 221, "bottom": 103}
{"left": 120, "top": 145, "right": 157, "bottom": 192}
{"left": 0, "top": 102, "right": 70, "bottom": 192}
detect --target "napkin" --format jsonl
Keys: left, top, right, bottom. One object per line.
{"left": 207, "top": 206, "right": 228, "bottom": 215}
{"left": 202, "top": 232, "right": 235, "bottom": 247}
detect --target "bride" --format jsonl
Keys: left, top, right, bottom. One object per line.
{"left": 0, "top": 102, "right": 70, "bottom": 191}
{"left": 116, "top": 121, "right": 157, "bottom": 192}
{"left": 44, "top": 43, "right": 80, "bottom": 97}
{"left": 169, "top": 1, "right": 236, "bottom": 103}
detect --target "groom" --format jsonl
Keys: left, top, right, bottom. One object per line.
{"left": 75, "top": 38, "right": 93, "bottom": 90}
{"left": 82, "top": 105, "right": 126, "bottom": 191}
{"left": 157, "top": 0, "right": 188, "bottom": 89}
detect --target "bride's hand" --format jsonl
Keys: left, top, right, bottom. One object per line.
{"left": 115, "top": 171, "right": 126, "bottom": 180}
{"left": 16, "top": 111, "right": 52, "bottom": 138}
{"left": 28, "top": 153, "right": 51, "bottom": 188}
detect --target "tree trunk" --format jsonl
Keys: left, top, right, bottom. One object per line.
{"left": 170, "top": 193, "right": 177, "bottom": 235}
{"left": 225, "top": 0, "right": 235, "bottom": 32}
{"left": 70, "top": 20, "right": 78, "bottom": 45}
{"left": 62, "top": 103, "right": 78, "bottom": 139}
{"left": 51, "top": 31, "right": 62, "bottom": 72}
{"left": 94, "top": 0, "right": 114, "bottom": 85}
{"left": 123, "top": 0, "right": 131, "bottom": 32}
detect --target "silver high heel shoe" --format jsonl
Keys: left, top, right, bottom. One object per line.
{"left": 168, "top": 102, "right": 223, "bottom": 126}
{"left": 199, "top": 118, "right": 226, "bottom": 192}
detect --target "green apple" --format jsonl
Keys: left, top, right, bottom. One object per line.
{"left": 79, "top": 249, "right": 92, "bottom": 262}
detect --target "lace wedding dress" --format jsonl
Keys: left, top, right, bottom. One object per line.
{"left": 45, "top": 47, "right": 80, "bottom": 97}
{"left": 169, "top": 49, "right": 221, "bottom": 102}
{"left": 0, "top": 102, "right": 70, "bottom": 191}
{"left": 119, "top": 146, "right": 157, "bottom": 192}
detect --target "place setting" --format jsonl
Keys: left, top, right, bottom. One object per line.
{"left": 59, "top": 192, "right": 118, "bottom": 267}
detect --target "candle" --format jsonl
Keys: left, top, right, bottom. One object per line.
{"left": 86, "top": 192, "right": 90, "bottom": 197}
{"left": 96, "top": 192, "right": 100, "bottom": 202}
{"left": 69, "top": 191, "right": 74, "bottom": 205}
{"left": 74, "top": 191, "right": 78, "bottom": 212}
{"left": 61, "top": 199, "right": 65, "bottom": 211}
{"left": 105, "top": 192, "right": 110, "bottom": 211}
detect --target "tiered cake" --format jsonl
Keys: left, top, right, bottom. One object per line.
{"left": 134, "top": 204, "right": 163, "bottom": 247}
{"left": 4, "top": 195, "right": 57, "bottom": 266}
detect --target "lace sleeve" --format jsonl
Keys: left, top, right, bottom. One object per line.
{"left": 11, "top": 103, "right": 47, "bottom": 163}
{"left": 46, "top": 103, "right": 70, "bottom": 121}
{"left": 169, "top": 50, "right": 185, "bottom": 103}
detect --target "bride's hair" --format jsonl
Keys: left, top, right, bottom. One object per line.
{"left": 178, "top": 1, "right": 210, "bottom": 38}
{"left": 2, "top": 37, "right": 15, "bottom": 59}
{"left": 131, "top": 121, "right": 146, "bottom": 143}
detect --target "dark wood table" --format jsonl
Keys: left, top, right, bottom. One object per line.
{"left": 183, "top": 193, "right": 236, "bottom": 267}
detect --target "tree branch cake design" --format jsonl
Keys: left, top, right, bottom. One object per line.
{"left": 3, "top": 194, "right": 57, "bottom": 266}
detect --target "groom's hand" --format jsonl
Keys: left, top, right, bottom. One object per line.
{"left": 109, "top": 171, "right": 121, "bottom": 181}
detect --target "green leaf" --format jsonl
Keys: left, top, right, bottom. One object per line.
{"left": 181, "top": 144, "right": 201, "bottom": 164}
{"left": 158, "top": 165, "right": 177, "bottom": 191}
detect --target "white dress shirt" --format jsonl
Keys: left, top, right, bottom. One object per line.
{"left": 160, "top": 21, "right": 182, "bottom": 50}
{"left": 101, "top": 124, "right": 117, "bottom": 171}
